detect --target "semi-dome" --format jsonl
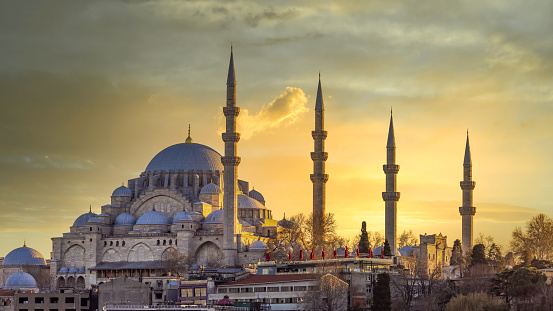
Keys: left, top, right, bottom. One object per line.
{"left": 249, "top": 240, "right": 267, "bottom": 251}
{"left": 59, "top": 267, "right": 69, "bottom": 273}
{"left": 112, "top": 185, "right": 133, "bottom": 197}
{"left": 200, "top": 183, "right": 222, "bottom": 195}
{"left": 237, "top": 194, "right": 265, "bottom": 210}
{"left": 114, "top": 212, "right": 136, "bottom": 226}
{"left": 204, "top": 209, "right": 224, "bottom": 224}
{"left": 68, "top": 267, "right": 79, "bottom": 273}
{"left": 249, "top": 189, "right": 265, "bottom": 202}
{"left": 78, "top": 266, "right": 86, "bottom": 273}
{"left": 136, "top": 211, "right": 171, "bottom": 225}
{"left": 144, "top": 143, "right": 223, "bottom": 174}
{"left": 173, "top": 211, "right": 193, "bottom": 223}
{"left": 5, "top": 271, "right": 37, "bottom": 288}
{"left": 73, "top": 212, "right": 98, "bottom": 227}
{"left": 3, "top": 244, "right": 46, "bottom": 266}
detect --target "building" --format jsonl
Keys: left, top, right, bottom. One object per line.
{"left": 98, "top": 278, "right": 150, "bottom": 308}
{"left": 0, "top": 244, "right": 49, "bottom": 291}
{"left": 459, "top": 132, "right": 476, "bottom": 253}
{"left": 48, "top": 49, "right": 283, "bottom": 291}
{"left": 411, "top": 233, "right": 453, "bottom": 274}
{"left": 14, "top": 292, "right": 90, "bottom": 311}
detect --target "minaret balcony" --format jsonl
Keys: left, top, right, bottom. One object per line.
{"left": 222, "top": 133, "right": 241, "bottom": 142}
{"left": 310, "top": 173, "right": 329, "bottom": 183}
{"left": 382, "top": 192, "right": 400, "bottom": 201}
{"left": 460, "top": 181, "right": 475, "bottom": 190}
{"left": 222, "top": 156, "right": 241, "bottom": 166}
{"left": 311, "top": 152, "right": 328, "bottom": 161}
{"left": 383, "top": 165, "right": 400, "bottom": 174}
{"left": 459, "top": 206, "right": 476, "bottom": 216}
{"left": 311, "top": 131, "right": 328, "bottom": 140}
{"left": 223, "top": 107, "right": 240, "bottom": 116}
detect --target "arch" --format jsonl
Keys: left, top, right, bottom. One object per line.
{"left": 76, "top": 276, "right": 85, "bottom": 289}
{"left": 127, "top": 243, "right": 153, "bottom": 262}
{"left": 131, "top": 193, "right": 191, "bottom": 219}
{"left": 195, "top": 242, "right": 222, "bottom": 266}
{"left": 57, "top": 277, "right": 65, "bottom": 288}
{"left": 66, "top": 276, "right": 75, "bottom": 288}
{"left": 63, "top": 245, "right": 85, "bottom": 267}
{"left": 161, "top": 247, "right": 178, "bottom": 261}
{"left": 102, "top": 249, "right": 121, "bottom": 262}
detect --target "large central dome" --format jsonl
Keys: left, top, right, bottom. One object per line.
{"left": 144, "top": 143, "right": 223, "bottom": 174}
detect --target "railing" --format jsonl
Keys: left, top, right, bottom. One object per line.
{"left": 194, "top": 230, "right": 223, "bottom": 236}
{"left": 103, "top": 233, "right": 177, "bottom": 238}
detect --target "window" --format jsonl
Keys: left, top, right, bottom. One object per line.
{"left": 89, "top": 227, "right": 92, "bottom": 231}
{"left": 35, "top": 297, "right": 44, "bottom": 304}
{"left": 254, "top": 287, "right": 266, "bottom": 292}
{"left": 49, "top": 297, "right": 59, "bottom": 304}
{"left": 49, "top": 309, "right": 59, "bottom": 311}
{"left": 217, "top": 288, "right": 227, "bottom": 294}
{"left": 110, "top": 241, "right": 113, "bottom": 246}
{"left": 104, "top": 241, "right": 107, "bottom": 247}
{"left": 163, "top": 240, "right": 166, "bottom": 245}
{"left": 228, "top": 288, "right": 239, "bottom": 293}
{"left": 80, "top": 298, "right": 88, "bottom": 307}
{"left": 122, "top": 241, "right": 125, "bottom": 247}
{"left": 181, "top": 288, "right": 193, "bottom": 297}
{"left": 65, "top": 297, "right": 74, "bottom": 304}
{"left": 240, "top": 288, "right": 252, "bottom": 293}
{"left": 267, "top": 287, "right": 279, "bottom": 292}
{"left": 157, "top": 281, "right": 163, "bottom": 288}
{"left": 157, "top": 240, "right": 160, "bottom": 245}
{"left": 280, "top": 286, "right": 291, "bottom": 292}
{"left": 194, "top": 288, "right": 206, "bottom": 297}
{"left": 169, "top": 240, "right": 172, "bottom": 245}
{"left": 294, "top": 286, "right": 306, "bottom": 291}
{"left": 19, "top": 298, "right": 28, "bottom": 304}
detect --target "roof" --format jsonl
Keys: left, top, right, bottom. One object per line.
{"left": 227, "top": 48, "right": 236, "bottom": 85}
{"left": 315, "top": 76, "right": 324, "bottom": 111}
{"left": 136, "top": 210, "right": 171, "bottom": 225}
{"left": 112, "top": 185, "right": 133, "bottom": 197}
{"left": 73, "top": 212, "right": 97, "bottom": 227}
{"left": 464, "top": 133, "right": 471, "bottom": 166}
{"left": 89, "top": 261, "right": 165, "bottom": 271}
{"left": 248, "top": 189, "right": 265, "bottom": 202}
{"left": 387, "top": 113, "right": 395, "bottom": 148}
{"left": 219, "top": 274, "right": 319, "bottom": 287}
{"left": 2, "top": 245, "right": 46, "bottom": 266}
{"left": 144, "top": 143, "right": 223, "bottom": 174}
{"left": 238, "top": 194, "right": 266, "bottom": 210}
{"left": 200, "top": 183, "right": 222, "bottom": 195}
{"left": 5, "top": 272, "right": 37, "bottom": 288}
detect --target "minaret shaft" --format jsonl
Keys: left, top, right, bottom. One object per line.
{"left": 311, "top": 78, "right": 328, "bottom": 243}
{"left": 382, "top": 113, "right": 399, "bottom": 256}
{"left": 222, "top": 49, "right": 240, "bottom": 266}
{"left": 459, "top": 134, "right": 476, "bottom": 253}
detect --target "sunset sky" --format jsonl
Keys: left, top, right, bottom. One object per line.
{"left": 1, "top": 0, "right": 552, "bottom": 258}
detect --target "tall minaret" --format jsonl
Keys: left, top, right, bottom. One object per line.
{"left": 382, "top": 110, "right": 400, "bottom": 256}
{"left": 459, "top": 132, "right": 476, "bottom": 253}
{"left": 310, "top": 74, "right": 328, "bottom": 244}
{"left": 222, "top": 46, "right": 240, "bottom": 266}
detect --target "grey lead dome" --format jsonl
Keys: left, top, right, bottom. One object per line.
{"left": 3, "top": 245, "right": 46, "bottom": 266}
{"left": 144, "top": 143, "right": 223, "bottom": 174}
{"left": 5, "top": 271, "right": 37, "bottom": 288}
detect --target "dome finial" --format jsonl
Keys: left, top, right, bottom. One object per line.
{"left": 89, "top": 205, "right": 92, "bottom": 213}
{"left": 185, "top": 124, "right": 193, "bottom": 143}
{"left": 23, "top": 240, "right": 26, "bottom": 247}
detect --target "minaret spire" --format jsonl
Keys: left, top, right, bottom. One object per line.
{"left": 222, "top": 46, "right": 241, "bottom": 266}
{"left": 382, "top": 110, "right": 400, "bottom": 256}
{"left": 311, "top": 73, "right": 328, "bottom": 246}
{"left": 460, "top": 131, "right": 476, "bottom": 252}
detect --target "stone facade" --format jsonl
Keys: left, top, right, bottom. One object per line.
{"left": 311, "top": 76, "right": 328, "bottom": 241}
{"left": 459, "top": 133, "right": 476, "bottom": 253}
{"left": 412, "top": 233, "right": 453, "bottom": 274}
{"left": 383, "top": 113, "right": 400, "bottom": 255}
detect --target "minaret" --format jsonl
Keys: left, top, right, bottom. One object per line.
{"left": 310, "top": 74, "right": 328, "bottom": 244}
{"left": 221, "top": 46, "right": 240, "bottom": 266}
{"left": 382, "top": 110, "right": 400, "bottom": 256}
{"left": 459, "top": 132, "right": 476, "bottom": 253}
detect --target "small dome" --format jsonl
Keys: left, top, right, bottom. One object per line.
{"left": 249, "top": 189, "right": 265, "bottom": 202}
{"left": 112, "top": 185, "right": 133, "bottom": 197}
{"left": 98, "top": 213, "right": 110, "bottom": 217}
{"left": 237, "top": 194, "right": 266, "bottom": 210}
{"left": 204, "top": 209, "right": 224, "bottom": 224}
{"left": 87, "top": 216, "right": 101, "bottom": 224}
{"left": 136, "top": 211, "right": 171, "bottom": 225}
{"left": 249, "top": 241, "right": 267, "bottom": 251}
{"left": 5, "top": 272, "right": 37, "bottom": 288}
{"left": 68, "top": 267, "right": 79, "bottom": 273}
{"left": 78, "top": 266, "right": 86, "bottom": 273}
{"left": 114, "top": 213, "right": 136, "bottom": 226}
{"left": 373, "top": 246, "right": 384, "bottom": 256}
{"left": 59, "top": 267, "right": 69, "bottom": 273}
{"left": 173, "top": 211, "right": 193, "bottom": 223}
{"left": 3, "top": 245, "right": 46, "bottom": 266}
{"left": 399, "top": 246, "right": 413, "bottom": 257}
{"left": 188, "top": 211, "right": 205, "bottom": 222}
{"left": 277, "top": 217, "right": 295, "bottom": 229}
{"left": 200, "top": 183, "right": 222, "bottom": 195}
{"left": 73, "top": 212, "right": 98, "bottom": 227}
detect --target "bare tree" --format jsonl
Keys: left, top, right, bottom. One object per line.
{"left": 398, "top": 230, "right": 418, "bottom": 249}
{"left": 162, "top": 252, "right": 195, "bottom": 276}
{"left": 510, "top": 213, "right": 553, "bottom": 262}
{"left": 300, "top": 273, "right": 349, "bottom": 311}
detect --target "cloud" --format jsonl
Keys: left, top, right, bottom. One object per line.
{"left": 244, "top": 8, "right": 299, "bottom": 27}
{"left": 226, "top": 87, "right": 308, "bottom": 139}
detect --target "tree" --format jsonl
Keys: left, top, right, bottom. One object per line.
{"left": 450, "top": 239, "right": 462, "bottom": 266}
{"left": 301, "top": 273, "right": 348, "bottom": 311}
{"left": 359, "top": 221, "right": 370, "bottom": 253}
{"left": 507, "top": 267, "right": 546, "bottom": 306}
{"left": 368, "top": 231, "right": 385, "bottom": 249}
{"left": 372, "top": 273, "right": 391, "bottom": 311}
{"left": 470, "top": 244, "right": 487, "bottom": 266}
{"left": 398, "top": 230, "right": 418, "bottom": 249}
{"left": 510, "top": 213, "right": 553, "bottom": 262}
{"left": 445, "top": 293, "right": 508, "bottom": 311}
{"left": 162, "top": 251, "right": 194, "bottom": 276}
{"left": 282, "top": 212, "right": 341, "bottom": 252}
{"left": 383, "top": 239, "right": 392, "bottom": 256}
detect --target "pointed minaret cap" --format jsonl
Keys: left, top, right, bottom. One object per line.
{"left": 227, "top": 45, "right": 236, "bottom": 86}
{"left": 185, "top": 124, "right": 193, "bottom": 144}
{"left": 386, "top": 108, "right": 395, "bottom": 148}
{"left": 464, "top": 130, "right": 471, "bottom": 166}
{"left": 315, "top": 73, "right": 324, "bottom": 111}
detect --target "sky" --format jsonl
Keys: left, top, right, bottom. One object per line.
{"left": 1, "top": 0, "right": 552, "bottom": 258}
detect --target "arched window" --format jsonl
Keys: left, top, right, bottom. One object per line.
{"left": 104, "top": 241, "right": 107, "bottom": 247}
{"left": 157, "top": 240, "right": 160, "bottom": 245}
{"left": 122, "top": 241, "right": 125, "bottom": 247}
{"left": 169, "top": 240, "right": 172, "bottom": 245}
{"left": 163, "top": 240, "right": 166, "bottom": 246}
{"left": 110, "top": 241, "right": 113, "bottom": 246}
{"left": 90, "top": 227, "right": 92, "bottom": 231}
{"left": 116, "top": 241, "right": 119, "bottom": 247}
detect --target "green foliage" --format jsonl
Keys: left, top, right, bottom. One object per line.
{"left": 383, "top": 239, "right": 392, "bottom": 256}
{"left": 372, "top": 273, "right": 391, "bottom": 311}
{"left": 470, "top": 244, "right": 487, "bottom": 266}
{"left": 445, "top": 293, "right": 508, "bottom": 311}
{"left": 359, "top": 221, "right": 370, "bottom": 253}
{"left": 451, "top": 239, "right": 462, "bottom": 266}
{"left": 506, "top": 267, "right": 546, "bottom": 301}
